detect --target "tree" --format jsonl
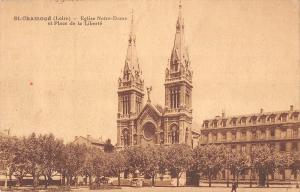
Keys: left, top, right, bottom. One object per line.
{"left": 24, "top": 133, "right": 41, "bottom": 188}
{"left": 92, "top": 149, "right": 107, "bottom": 186}
{"left": 143, "top": 146, "right": 161, "bottom": 186}
{"left": 11, "top": 137, "right": 28, "bottom": 187}
{"left": 64, "top": 143, "right": 87, "bottom": 186}
{"left": 251, "top": 145, "right": 293, "bottom": 187}
{"left": 38, "top": 134, "right": 64, "bottom": 188}
{"left": 192, "top": 144, "right": 226, "bottom": 187}
{"left": 166, "top": 144, "right": 193, "bottom": 187}
{"left": 81, "top": 147, "right": 96, "bottom": 186}
{"left": 0, "top": 135, "right": 19, "bottom": 188}
{"left": 106, "top": 150, "right": 127, "bottom": 186}
{"left": 290, "top": 151, "right": 300, "bottom": 188}
{"left": 226, "top": 151, "right": 249, "bottom": 186}
{"left": 124, "top": 146, "right": 149, "bottom": 176}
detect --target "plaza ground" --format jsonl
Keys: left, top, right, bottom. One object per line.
{"left": 71, "top": 186, "right": 300, "bottom": 192}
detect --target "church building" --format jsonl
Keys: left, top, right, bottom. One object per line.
{"left": 117, "top": 4, "right": 200, "bottom": 149}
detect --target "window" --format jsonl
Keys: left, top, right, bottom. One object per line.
{"left": 269, "top": 115, "right": 275, "bottom": 123}
{"left": 251, "top": 116, "right": 257, "bottom": 125}
{"left": 221, "top": 120, "right": 227, "bottom": 127}
{"left": 171, "top": 125, "right": 179, "bottom": 144}
{"left": 231, "top": 132, "right": 236, "bottom": 141}
{"left": 122, "top": 129, "right": 130, "bottom": 146}
{"left": 122, "top": 95, "right": 131, "bottom": 115}
{"left": 170, "top": 87, "right": 180, "bottom": 109}
{"left": 260, "top": 116, "right": 266, "bottom": 123}
{"left": 185, "top": 90, "right": 190, "bottom": 108}
{"left": 270, "top": 129, "right": 275, "bottom": 138}
{"left": 231, "top": 118, "right": 237, "bottom": 126}
{"left": 222, "top": 132, "right": 227, "bottom": 141}
{"left": 269, "top": 143, "right": 275, "bottom": 150}
{"left": 252, "top": 130, "right": 257, "bottom": 140}
{"left": 204, "top": 121, "right": 209, "bottom": 128}
{"left": 231, "top": 145, "right": 236, "bottom": 152}
{"left": 281, "top": 114, "right": 287, "bottom": 122}
{"left": 293, "top": 114, "right": 299, "bottom": 121}
{"left": 240, "top": 117, "right": 247, "bottom": 125}
{"left": 202, "top": 134, "right": 208, "bottom": 143}
{"left": 292, "top": 142, "right": 298, "bottom": 151}
{"left": 212, "top": 133, "right": 217, "bottom": 141}
{"left": 212, "top": 120, "right": 218, "bottom": 128}
{"left": 280, "top": 142, "right": 286, "bottom": 151}
{"left": 260, "top": 130, "right": 266, "bottom": 140}
{"left": 292, "top": 128, "right": 298, "bottom": 138}
{"left": 241, "top": 145, "right": 246, "bottom": 153}
{"left": 241, "top": 131, "right": 247, "bottom": 140}
{"left": 281, "top": 128, "right": 287, "bottom": 139}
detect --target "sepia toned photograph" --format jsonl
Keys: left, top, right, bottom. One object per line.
{"left": 0, "top": 0, "right": 299, "bottom": 191}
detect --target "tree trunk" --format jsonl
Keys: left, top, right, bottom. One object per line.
{"left": 32, "top": 173, "right": 36, "bottom": 188}
{"left": 226, "top": 169, "right": 229, "bottom": 187}
{"left": 19, "top": 176, "right": 23, "bottom": 187}
{"left": 118, "top": 170, "right": 121, "bottom": 186}
{"left": 44, "top": 175, "right": 48, "bottom": 188}
{"left": 89, "top": 175, "right": 92, "bottom": 186}
{"left": 208, "top": 174, "right": 212, "bottom": 187}
{"left": 236, "top": 172, "right": 239, "bottom": 187}
{"left": 176, "top": 176, "right": 180, "bottom": 187}
{"left": 8, "top": 173, "right": 12, "bottom": 188}
{"left": 266, "top": 173, "right": 269, "bottom": 188}
{"left": 249, "top": 168, "right": 252, "bottom": 188}
{"left": 152, "top": 175, "right": 155, "bottom": 186}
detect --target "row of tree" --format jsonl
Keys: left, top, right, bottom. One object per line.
{"left": 0, "top": 133, "right": 299, "bottom": 188}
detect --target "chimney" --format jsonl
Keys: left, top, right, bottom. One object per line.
{"left": 290, "top": 105, "right": 294, "bottom": 111}
{"left": 221, "top": 110, "right": 225, "bottom": 118}
{"left": 260, "top": 108, "right": 264, "bottom": 114}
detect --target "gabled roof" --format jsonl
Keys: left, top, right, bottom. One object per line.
{"left": 202, "top": 107, "right": 300, "bottom": 128}
{"left": 137, "top": 102, "right": 163, "bottom": 120}
{"left": 73, "top": 135, "right": 105, "bottom": 145}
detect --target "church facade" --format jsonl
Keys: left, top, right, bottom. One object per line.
{"left": 117, "top": 5, "right": 199, "bottom": 149}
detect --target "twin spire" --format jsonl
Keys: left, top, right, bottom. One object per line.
{"left": 123, "top": 9, "right": 141, "bottom": 80}
{"left": 170, "top": 1, "right": 190, "bottom": 71}
{"left": 120, "top": 1, "right": 191, "bottom": 86}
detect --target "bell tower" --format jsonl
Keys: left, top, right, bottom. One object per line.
{"left": 164, "top": 2, "right": 193, "bottom": 145}
{"left": 117, "top": 12, "right": 144, "bottom": 147}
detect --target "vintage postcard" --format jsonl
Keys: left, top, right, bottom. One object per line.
{"left": 0, "top": 0, "right": 299, "bottom": 191}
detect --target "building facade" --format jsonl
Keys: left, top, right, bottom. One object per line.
{"left": 73, "top": 135, "right": 105, "bottom": 151}
{"left": 117, "top": 4, "right": 199, "bottom": 149}
{"left": 200, "top": 105, "right": 300, "bottom": 183}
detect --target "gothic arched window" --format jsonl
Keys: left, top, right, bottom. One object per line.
{"left": 171, "top": 125, "right": 179, "bottom": 144}
{"left": 185, "top": 128, "right": 189, "bottom": 143}
{"left": 122, "top": 129, "right": 130, "bottom": 147}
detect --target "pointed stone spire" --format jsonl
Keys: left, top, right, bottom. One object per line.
{"left": 124, "top": 9, "right": 140, "bottom": 76}
{"left": 169, "top": 1, "right": 190, "bottom": 72}
{"left": 119, "top": 10, "right": 144, "bottom": 92}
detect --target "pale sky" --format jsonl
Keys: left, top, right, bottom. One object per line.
{"left": 0, "top": 0, "right": 299, "bottom": 144}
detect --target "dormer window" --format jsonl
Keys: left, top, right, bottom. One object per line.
{"left": 212, "top": 120, "right": 218, "bottom": 128}
{"left": 280, "top": 114, "right": 287, "bottom": 122}
{"left": 259, "top": 115, "right": 266, "bottom": 123}
{"left": 268, "top": 115, "right": 276, "bottom": 123}
{"left": 221, "top": 120, "right": 227, "bottom": 127}
{"left": 204, "top": 121, "right": 209, "bottom": 128}
{"left": 250, "top": 116, "right": 257, "bottom": 125}
{"left": 231, "top": 118, "right": 237, "bottom": 126}
{"left": 240, "top": 117, "right": 247, "bottom": 125}
{"left": 292, "top": 113, "right": 299, "bottom": 121}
